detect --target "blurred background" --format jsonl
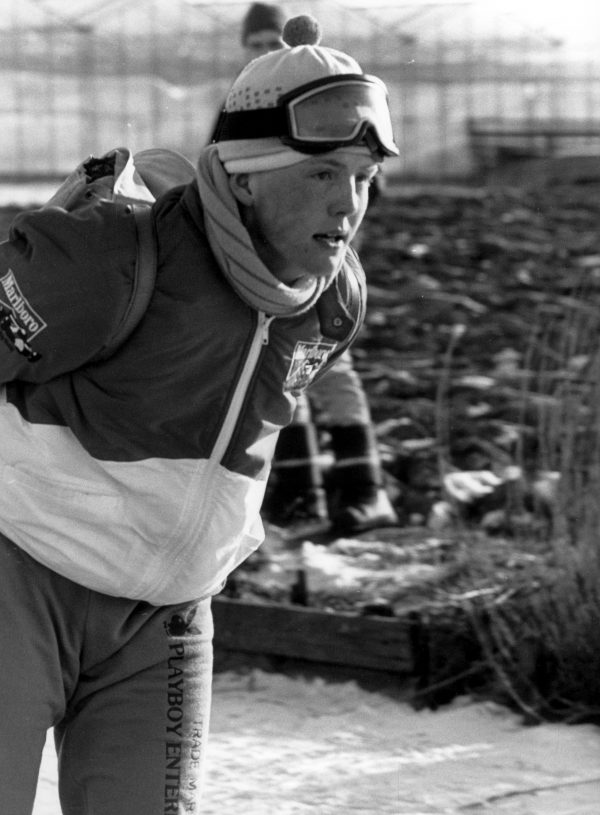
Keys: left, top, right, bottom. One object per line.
{"left": 1, "top": 0, "right": 600, "bottom": 183}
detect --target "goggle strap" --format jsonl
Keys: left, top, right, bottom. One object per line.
{"left": 212, "top": 107, "right": 288, "bottom": 142}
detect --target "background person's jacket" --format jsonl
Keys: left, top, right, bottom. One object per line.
{"left": 0, "top": 180, "right": 366, "bottom": 604}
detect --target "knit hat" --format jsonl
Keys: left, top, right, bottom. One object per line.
{"left": 241, "top": 3, "right": 286, "bottom": 45}
{"left": 217, "top": 15, "right": 374, "bottom": 174}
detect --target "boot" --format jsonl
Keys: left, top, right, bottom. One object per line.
{"left": 262, "top": 422, "right": 329, "bottom": 528}
{"left": 328, "top": 424, "right": 399, "bottom": 535}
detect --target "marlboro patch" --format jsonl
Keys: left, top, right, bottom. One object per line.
{"left": 284, "top": 340, "right": 336, "bottom": 392}
{"left": 0, "top": 270, "right": 46, "bottom": 360}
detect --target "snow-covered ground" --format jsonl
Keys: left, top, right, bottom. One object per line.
{"left": 34, "top": 668, "right": 600, "bottom": 815}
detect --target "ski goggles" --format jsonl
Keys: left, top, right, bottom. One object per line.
{"left": 214, "top": 74, "right": 399, "bottom": 157}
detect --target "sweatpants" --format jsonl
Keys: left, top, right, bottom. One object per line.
{"left": 0, "top": 532, "right": 214, "bottom": 815}
{"left": 307, "top": 350, "right": 372, "bottom": 426}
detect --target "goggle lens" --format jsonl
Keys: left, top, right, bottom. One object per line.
{"left": 287, "top": 79, "right": 398, "bottom": 155}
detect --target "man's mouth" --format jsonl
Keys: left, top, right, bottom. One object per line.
{"left": 314, "top": 231, "right": 347, "bottom": 248}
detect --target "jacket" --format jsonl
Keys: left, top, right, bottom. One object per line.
{"left": 0, "top": 180, "right": 366, "bottom": 604}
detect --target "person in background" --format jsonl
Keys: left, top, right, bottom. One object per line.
{"left": 241, "top": 1, "right": 286, "bottom": 58}
{"left": 0, "top": 15, "right": 399, "bottom": 811}
{"left": 238, "top": 2, "right": 399, "bottom": 535}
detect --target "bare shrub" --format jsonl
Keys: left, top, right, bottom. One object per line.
{"left": 470, "top": 285, "right": 600, "bottom": 723}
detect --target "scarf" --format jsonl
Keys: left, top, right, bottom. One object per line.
{"left": 196, "top": 146, "right": 333, "bottom": 317}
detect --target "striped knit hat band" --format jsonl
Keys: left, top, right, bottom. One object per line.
{"left": 216, "top": 138, "right": 308, "bottom": 173}
{"left": 216, "top": 138, "right": 373, "bottom": 174}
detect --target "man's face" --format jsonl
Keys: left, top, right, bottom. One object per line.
{"left": 244, "top": 29, "right": 284, "bottom": 60}
{"left": 230, "top": 150, "right": 380, "bottom": 283}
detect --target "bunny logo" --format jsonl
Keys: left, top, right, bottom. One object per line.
{"left": 164, "top": 605, "right": 202, "bottom": 637}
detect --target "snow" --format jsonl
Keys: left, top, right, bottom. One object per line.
{"left": 231, "top": 525, "right": 455, "bottom": 610}
{"left": 33, "top": 668, "right": 600, "bottom": 815}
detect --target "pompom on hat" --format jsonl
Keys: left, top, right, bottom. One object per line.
{"left": 216, "top": 15, "right": 388, "bottom": 173}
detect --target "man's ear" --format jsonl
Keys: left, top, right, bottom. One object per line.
{"left": 228, "top": 173, "right": 254, "bottom": 206}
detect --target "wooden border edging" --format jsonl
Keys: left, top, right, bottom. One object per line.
{"left": 212, "top": 596, "right": 414, "bottom": 674}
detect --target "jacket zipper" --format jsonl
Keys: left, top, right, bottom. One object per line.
{"left": 210, "top": 311, "right": 273, "bottom": 465}
{"left": 151, "top": 309, "right": 274, "bottom": 588}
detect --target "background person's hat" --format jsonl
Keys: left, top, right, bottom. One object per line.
{"left": 241, "top": 3, "right": 286, "bottom": 45}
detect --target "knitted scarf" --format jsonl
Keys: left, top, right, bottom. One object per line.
{"left": 196, "top": 146, "right": 334, "bottom": 317}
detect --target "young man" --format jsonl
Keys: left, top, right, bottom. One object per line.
{"left": 238, "top": 3, "right": 399, "bottom": 535}
{"left": 0, "top": 19, "right": 397, "bottom": 814}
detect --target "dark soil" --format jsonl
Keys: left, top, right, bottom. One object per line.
{"left": 356, "top": 181, "right": 600, "bottom": 520}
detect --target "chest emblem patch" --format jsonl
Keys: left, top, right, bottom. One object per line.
{"left": 284, "top": 340, "right": 336, "bottom": 392}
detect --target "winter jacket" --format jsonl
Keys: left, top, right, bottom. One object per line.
{"left": 0, "top": 179, "right": 366, "bottom": 604}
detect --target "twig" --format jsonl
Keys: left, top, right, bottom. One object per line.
{"left": 411, "top": 661, "right": 489, "bottom": 698}
{"left": 464, "top": 602, "right": 545, "bottom": 723}
{"left": 458, "top": 774, "right": 600, "bottom": 810}
{"left": 435, "top": 323, "right": 466, "bottom": 477}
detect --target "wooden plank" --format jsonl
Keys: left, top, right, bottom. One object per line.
{"left": 212, "top": 596, "right": 413, "bottom": 674}
{"left": 467, "top": 116, "right": 600, "bottom": 138}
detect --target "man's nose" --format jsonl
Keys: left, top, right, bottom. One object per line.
{"left": 329, "top": 178, "right": 360, "bottom": 216}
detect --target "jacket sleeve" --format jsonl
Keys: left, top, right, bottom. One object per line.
{"left": 0, "top": 200, "right": 141, "bottom": 384}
